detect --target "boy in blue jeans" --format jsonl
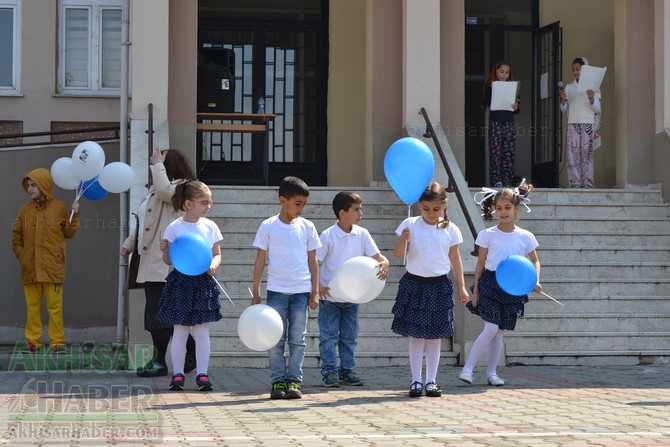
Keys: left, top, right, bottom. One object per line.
{"left": 251, "top": 176, "right": 321, "bottom": 399}
{"left": 317, "top": 192, "right": 389, "bottom": 387}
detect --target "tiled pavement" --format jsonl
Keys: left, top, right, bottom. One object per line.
{"left": 0, "top": 362, "right": 669, "bottom": 446}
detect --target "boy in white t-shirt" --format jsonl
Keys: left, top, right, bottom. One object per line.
{"left": 317, "top": 192, "right": 389, "bottom": 387}
{"left": 251, "top": 176, "right": 322, "bottom": 399}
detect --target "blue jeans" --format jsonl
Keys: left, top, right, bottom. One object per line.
{"left": 318, "top": 300, "right": 359, "bottom": 377}
{"left": 266, "top": 291, "right": 309, "bottom": 384}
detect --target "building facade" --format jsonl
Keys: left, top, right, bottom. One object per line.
{"left": 1, "top": 0, "right": 669, "bottom": 346}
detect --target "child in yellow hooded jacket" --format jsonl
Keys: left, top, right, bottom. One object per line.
{"left": 12, "top": 168, "right": 80, "bottom": 353}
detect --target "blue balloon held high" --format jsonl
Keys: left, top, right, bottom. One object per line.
{"left": 384, "top": 137, "right": 435, "bottom": 205}
{"left": 80, "top": 177, "right": 108, "bottom": 201}
{"left": 169, "top": 233, "right": 212, "bottom": 276}
{"left": 495, "top": 255, "right": 538, "bottom": 296}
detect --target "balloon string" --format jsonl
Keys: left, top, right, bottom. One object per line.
{"left": 540, "top": 291, "right": 564, "bottom": 306}
{"left": 403, "top": 205, "right": 410, "bottom": 265}
{"left": 215, "top": 279, "right": 234, "bottom": 306}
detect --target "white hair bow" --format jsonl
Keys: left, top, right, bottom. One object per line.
{"left": 472, "top": 178, "right": 532, "bottom": 215}
{"left": 513, "top": 178, "right": 532, "bottom": 213}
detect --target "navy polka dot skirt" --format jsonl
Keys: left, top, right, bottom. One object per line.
{"left": 156, "top": 270, "right": 223, "bottom": 326}
{"left": 465, "top": 269, "right": 528, "bottom": 331}
{"left": 391, "top": 272, "right": 455, "bottom": 339}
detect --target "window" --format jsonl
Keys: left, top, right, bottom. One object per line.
{"left": 0, "top": 0, "right": 20, "bottom": 94}
{"left": 58, "top": 0, "right": 122, "bottom": 95}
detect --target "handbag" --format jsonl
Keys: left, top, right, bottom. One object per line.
{"left": 127, "top": 213, "right": 144, "bottom": 289}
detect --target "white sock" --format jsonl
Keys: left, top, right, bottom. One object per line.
{"left": 408, "top": 337, "right": 425, "bottom": 383}
{"left": 424, "top": 338, "right": 442, "bottom": 383}
{"left": 486, "top": 329, "right": 504, "bottom": 378}
{"left": 192, "top": 323, "right": 211, "bottom": 375}
{"left": 171, "top": 325, "right": 189, "bottom": 374}
{"left": 462, "top": 322, "right": 500, "bottom": 374}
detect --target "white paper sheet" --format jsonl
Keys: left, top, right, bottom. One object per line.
{"left": 490, "top": 81, "right": 518, "bottom": 111}
{"left": 577, "top": 65, "right": 607, "bottom": 92}
{"left": 540, "top": 73, "right": 548, "bottom": 100}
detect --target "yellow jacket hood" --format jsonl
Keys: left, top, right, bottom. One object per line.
{"left": 23, "top": 168, "right": 54, "bottom": 203}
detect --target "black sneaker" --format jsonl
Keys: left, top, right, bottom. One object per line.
{"left": 270, "top": 382, "right": 287, "bottom": 399}
{"left": 169, "top": 373, "right": 185, "bottom": 391}
{"left": 195, "top": 373, "right": 213, "bottom": 392}
{"left": 285, "top": 381, "right": 302, "bottom": 399}
{"left": 339, "top": 371, "right": 364, "bottom": 386}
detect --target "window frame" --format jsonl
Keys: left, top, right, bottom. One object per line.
{"left": 57, "top": 0, "right": 123, "bottom": 96}
{"left": 0, "top": 0, "right": 21, "bottom": 95}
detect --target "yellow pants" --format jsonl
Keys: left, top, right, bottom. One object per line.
{"left": 24, "top": 282, "right": 66, "bottom": 347}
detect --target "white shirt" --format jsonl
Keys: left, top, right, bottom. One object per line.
{"left": 253, "top": 214, "right": 322, "bottom": 294}
{"left": 317, "top": 223, "right": 381, "bottom": 302}
{"left": 164, "top": 217, "right": 223, "bottom": 246}
{"left": 475, "top": 225, "right": 539, "bottom": 271}
{"left": 395, "top": 216, "right": 463, "bottom": 277}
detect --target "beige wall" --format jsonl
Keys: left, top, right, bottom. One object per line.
{"left": 0, "top": 2, "right": 126, "bottom": 344}
{"left": 168, "top": 0, "right": 198, "bottom": 155}
{"left": 440, "top": 1, "right": 466, "bottom": 171}
{"left": 370, "top": 0, "right": 404, "bottom": 183}
{"left": 327, "top": 0, "right": 368, "bottom": 185}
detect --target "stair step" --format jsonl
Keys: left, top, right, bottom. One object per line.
{"left": 198, "top": 185, "right": 670, "bottom": 367}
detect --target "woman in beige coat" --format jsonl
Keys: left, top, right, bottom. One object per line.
{"left": 121, "top": 148, "right": 197, "bottom": 377}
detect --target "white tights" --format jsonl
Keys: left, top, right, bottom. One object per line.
{"left": 408, "top": 337, "right": 442, "bottom": 384}
{"left": 172, "top": 324, "right": 210, "bottom": 375}
{"left": 462, "top": 322, "right": 504, "bottom": 378}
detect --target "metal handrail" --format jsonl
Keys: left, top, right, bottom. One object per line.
{"left": 419, "top": 107, "right": 479, "bottom": 256}
{"left": 0, "top": 126, "right": 121, "bottom": 148}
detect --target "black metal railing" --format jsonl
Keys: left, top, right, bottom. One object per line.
{"left": 419, "top": 107, "right": 479, "bottom": 256}
{"left": 0, "top": 126, "right": 121, "bottom": 148}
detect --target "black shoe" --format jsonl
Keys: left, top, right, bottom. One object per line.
{"left": 270, "top": 382, "right": 287, "bottom": 399}
{"left": 425, "top": 382, "right": 442, "bottom": 397}
{"left": 285, "top": 381, "right": 302, "bottom": 399}
{"left": 195, "top": 373, "right": 213, "bottom": 392}
{"left": 184, "top": 355, "right": 196, "bottom": 374}
{"left": 136, "top": 362, "right": 168, "bottom": 377}
{"left": 408, "top": 381, "right": 423, "bottom": 398}
{"left": 169, "top": 373, "right": 185, "bottom": 391}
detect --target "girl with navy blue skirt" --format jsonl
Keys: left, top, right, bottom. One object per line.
{"left": 392, "top": 182, "right": 469, "bottom": 398}
{"left": 157, "top": 180, "right": 223, "bottom": 392}
{"left": 459, "top": 180, "right": 541, "bottom": 387}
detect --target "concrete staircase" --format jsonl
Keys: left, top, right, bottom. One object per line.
{"left": 208, "top": 184, "right": 670, "bottom": 368}
{"left": 503, "top": 187, "right": 670, "bottom": 366}
{"left": 208, "top": 185, "right": 439, "bottom": 369}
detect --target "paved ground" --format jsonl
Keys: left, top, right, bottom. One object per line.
{"left": 0, "top": 361, "right": 669, "bottom": 446}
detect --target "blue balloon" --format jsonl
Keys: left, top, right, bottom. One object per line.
{"left": 495, "top": 255, "right": 538, "bottom": 296}
{"left": 169, "top": 233, "right": 212, "bottom": 276}
{"left": 384, "top": 137, "right": 435, "bottom": 205}
{"left": 80, "top": 178, "right": 108, "bottom": 201}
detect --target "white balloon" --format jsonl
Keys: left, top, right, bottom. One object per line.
{"left": 50, "top": 157, "right": 80, "bottom": 190}
{"left": 98, "top": 162, "right": 134, "bottom": 193}
{"left": 328, "top": 256, "right": 386, "bottom": 304}
{"left": 237, "top": 304, "right": 284, "bottom": 351}
{"left": 71, "top": 141, "right": 105, "bottom": 181}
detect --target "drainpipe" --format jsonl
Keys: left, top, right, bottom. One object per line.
{"left": 115, "top": 0, "right": 130, "bottom": 347}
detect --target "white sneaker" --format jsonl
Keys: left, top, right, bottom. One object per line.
{"left": 487, "top": 375, "right": 505, "bottom": 386}
{"left": 458, "top": 371, "right": 473, "bottom": 385}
